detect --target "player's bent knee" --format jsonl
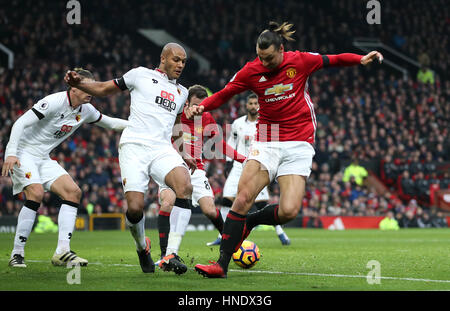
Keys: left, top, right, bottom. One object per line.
{"left": 125, "top": 192, "right": 145, "bottom": 213}
{"left": 234, "top": 190, "right": 254, "bottom": 212}
{"left": 24, "top": 184, "right": 45, "bottom": 202}
{"left": 279, "top": 206, "right": 300, "bottom": 221}
{"left": 174, "top": 182, "right": 193, "bottom": 198}
{"left": 61, "top": 185, "right": 82, "bottom": 202}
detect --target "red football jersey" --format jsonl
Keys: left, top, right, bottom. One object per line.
{"left": 180, "top": 110, "right": 245, "bottom": 170}
{"left": 180, "top": 111, "right": 217, "bottom": 170}
{"left": 200, "top": 51, "right": 362, "bottom": 144}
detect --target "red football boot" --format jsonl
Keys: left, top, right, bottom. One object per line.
{"left": 195, "top": 262, "right": 227, "bottom": 278}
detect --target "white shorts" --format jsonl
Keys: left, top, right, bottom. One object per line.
{"left": 10, "top": 153, "right": 68, "bottom": 195}
{"left": 158, "top": 169, "right": 213, "bottom": 207}
{"left": 119, "top": 142, "right": 188, "bottom": 194}
{"left": 223, "top": 164, "right": 269, "bottom": 202}
{"left": 248, "top": 141, "right": 315, "bottom": 182}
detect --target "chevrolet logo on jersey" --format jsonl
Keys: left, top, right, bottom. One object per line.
{"left": 264, "top": 83, "right": 293, "bottom": 96}
{"left": 183, "top": 132, "right": 198, "bottom": 142}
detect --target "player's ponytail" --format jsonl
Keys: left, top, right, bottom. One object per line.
{"left": 268, "top": 21, "right": 295, "bottom": 42}
{"left": 257, "top": 21, "right": 295, "bottom": 50}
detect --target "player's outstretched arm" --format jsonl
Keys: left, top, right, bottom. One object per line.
{"left": 64, "top": 71, "right": 121, "bottom": 97}
{"left": 95, "top": 114, "right": 129, "bottom": 132}
{"left": 2, "top": 109, "right": 39, "bottom": 176}
{"left": 321, "top": 51, "right": 383, "bottom": 68}
{"left": 360, "top": 51, "right": 384, "bottom": 65}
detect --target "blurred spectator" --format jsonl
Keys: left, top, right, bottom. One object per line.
{"left": 342, "top": 157, "right": 368, "bottom": 186}
{"left": 431, "top": 211, "right": 448, "bottom": 228}
{"left": 398, "top": 209, "right": 419, "bottom": 228}
{"left": 379, "top": 211, "right": 399, "bottom": 231}
{"left": 417, "top": 210, "right": 432, "bottom": 228}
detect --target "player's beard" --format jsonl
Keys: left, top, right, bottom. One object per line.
{"left": 248, "top": 109, "right": 258, "bottom": 117}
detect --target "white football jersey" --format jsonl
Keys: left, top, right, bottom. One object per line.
{"left": 114, "top": 67, "right": 188, "bottom": 147}
{"left": 16, "top": 91, "right": 101, "bottom": 158}
{"left": 227, "top": 115, "right": 258, "bottom": 167}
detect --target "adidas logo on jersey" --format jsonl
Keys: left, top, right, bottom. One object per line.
{"left": 259, "top": 76, "right": 267, "bottom": 82}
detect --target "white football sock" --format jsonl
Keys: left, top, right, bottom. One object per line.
{"left": 217, "top": 207, "right": 231, "bottom": 238}
{"left": 126, "top": 214, "right": 147, "bottom": 251}
{"left": 56, "top": 204, "right": 78, "bottom": 254}
{"left": 275, "top": 225, "right": 284, "bottom": 235}
{"left": 11, "top": 206, "right": 37, "bottom": 258}
{"left": 166, "top": 206, "right": 191, "bottom": 255}
{"left": 220, "top": 207, "right": 230, "bottom": 221}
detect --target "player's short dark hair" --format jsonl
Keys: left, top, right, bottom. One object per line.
{"left": 257, "top": 21, "right": 295, "bottom": 50}
{"left": 68, "top": 67, "right": 94, "bottom": 91}
{"left": 247, "top": 93, "right": 258, "bottom": 102}
{"left": 188, "top": 84, "right": 208, "bottom": 102}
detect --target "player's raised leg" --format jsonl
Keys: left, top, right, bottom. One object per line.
{"left": 9, "top": 183, "right": 43, "bottom": 268}
{"left": 195, "top": 159, "right": 269, "bottom": 278}
{"left": 254, "top": 200, "right": 291, "bottom": 245}
{"left": 49, "top": 174, "right": 88, "bottom": 266}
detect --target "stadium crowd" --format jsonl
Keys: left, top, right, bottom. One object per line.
{"left": 0, "top": 0, "right": 448, "bottom": 228}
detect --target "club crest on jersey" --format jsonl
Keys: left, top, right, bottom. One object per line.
{"left": 264, "top": 83, "right": 293, "bottom": 96}
{"left": 75, "top": 114, "right": 81, "bottom": 122}
{"left": 122, "top": 178, "right": 127, "bottom": 186}
{"left": 25, "top": 172, "right": 32, "bottom": 179}
{"left": 286, "top": 68, "right": 297, "bottom": 78}
{"left": 250, "top": 149, "right": 260, "bottom": 156}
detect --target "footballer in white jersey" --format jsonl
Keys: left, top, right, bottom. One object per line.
{"left": 64, "top": 43, "right": 196, "bottom": 273}
{"left": 223, "top": 95, "right": 269, "bottom": 202}
{"left": 2, "top": 68, "right": 129, "bottom": 268}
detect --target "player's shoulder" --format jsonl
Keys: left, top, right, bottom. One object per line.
{"left": 202, "top": 111, "right": 215, "bottom": 122}
{"left": 233, "top": 115, "right": 247, "bottom": 125}
{"left": 293, "top": 50, "right": 322, "bottom": 59}
{"left": 80, "top": 103, "right": 98, "bottom": 114}
{"left": 37, "top": 91, "right": 67, "bottom": 109}
{"left": 42, "top": 90, "right": 67, "bottom": 102}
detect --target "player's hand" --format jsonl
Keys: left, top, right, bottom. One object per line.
{"left": 361, "top": 51, "right": 383, "bottom": 66}
{"left": 1, "top": 156, "right": 20, "bottom": 177}
{"left": 184, "top": 156, "right": 197, "bottom": 174}
{"left": 64, "top": 70, "right": 82, "bottom": 87}
{"left": 185, "top": 105, "right": 205, "bottom": 119}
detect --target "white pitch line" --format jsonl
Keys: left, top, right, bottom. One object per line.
{"left": 229, "top": 269, "right": 450, "bottom": 284}
{"left": 16, "top": 260, "right": 450, "bottom": 284}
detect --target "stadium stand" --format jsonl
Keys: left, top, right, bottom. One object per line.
{"left": 0, "top": 0, "right": 448, "bottom": 227}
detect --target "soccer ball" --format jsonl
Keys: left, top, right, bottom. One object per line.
{"left": 232, "top": 240, "right": 260, "bottom": 269}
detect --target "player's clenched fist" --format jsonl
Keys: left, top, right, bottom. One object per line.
{"left": 64, "top": 70, "right": 82, "bottom": 87}
{"left": 360, "top": 51, "right": 383, "bottom": 66}
{"left": 185, "top": 105, "right": 205, "bottom": 119}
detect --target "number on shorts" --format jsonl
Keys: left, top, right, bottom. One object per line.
{"left": 204, "top": 180, "right": 211, "bottom": 190}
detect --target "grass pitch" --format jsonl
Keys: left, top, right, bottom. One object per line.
{"left": 0, "top": 228, "right": 449, "bottom": 291}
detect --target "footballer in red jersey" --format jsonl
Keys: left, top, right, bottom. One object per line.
{"left": 156, "top": 85, "right": 246, "bottom": 274}
{"left": 187, "top": 21, "right": 383, "bottom": 278}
